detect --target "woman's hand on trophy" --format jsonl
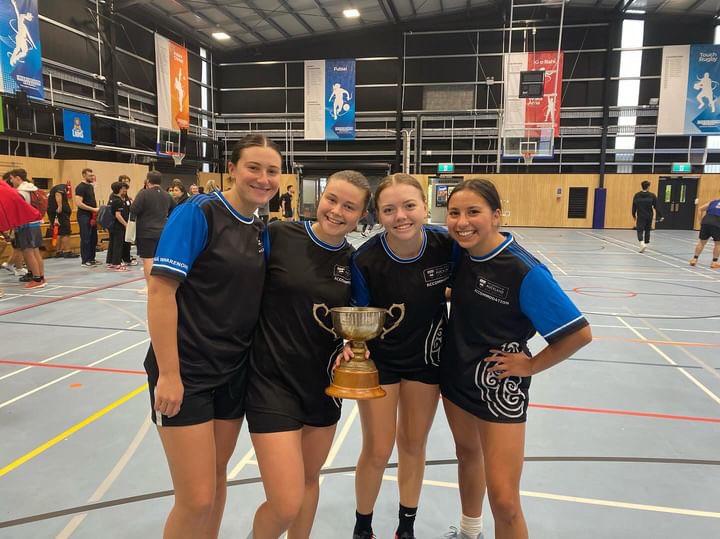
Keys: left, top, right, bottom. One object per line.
{"left": 333, "top": 341, "right": 370, "bottom": 370}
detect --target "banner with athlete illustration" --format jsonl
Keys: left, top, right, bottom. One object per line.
{"left": 0, "top": 0, "right": 43, "bottom": 99}
{"left": 658, "top": 44, "right": 720, "bottom": 135}
{"left": 154, "top": 33, "right": 189, "bottom": 131}
{"left": 304, "top": 58, "right": 355, "bottom": 140}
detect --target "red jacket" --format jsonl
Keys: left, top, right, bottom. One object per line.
{"left": 0, "top": 180, "right": 42, "bottom": 231}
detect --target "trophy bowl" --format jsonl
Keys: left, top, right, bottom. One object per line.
{"left": 314, "top": 304, "right": 405, "bottom": 400}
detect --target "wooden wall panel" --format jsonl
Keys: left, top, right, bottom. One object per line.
{"left": 59, "top": 160, "right": 149, "bottom": 203}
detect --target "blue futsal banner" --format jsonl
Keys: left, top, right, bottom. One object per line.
{"left": 63, "top": 109, "right": 92, "bottom": 144}
{"left": 324, "top": 59, "right": 355, "bottom": 140}
{"left": 304, "top": 59, "right": 355, "bottom": 140}
{"left": 0, "top": 0, "right": 43, "bottom": 99}
{"left": 658, "top": 44, "right": 720, "bottom": 135}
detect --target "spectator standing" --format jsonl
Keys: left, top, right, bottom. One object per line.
{"left": 281, "top": 184, "right": 295, "bottom": 221}
{"left": 106, "top": 181, "right": 132, "bottom": 271}
{"left": 9, "top": 169, "right": 46, "bottom": 288}
{"left": 47, "top": 182, "right": 77, "bottom": 258}
{"left": 75, "top": 168, "right": 100, "bottom": 266}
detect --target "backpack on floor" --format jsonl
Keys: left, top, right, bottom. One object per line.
{"left": 97, "top": 204, "right": 115, "bottom": 230}
{"left": 29, "top": 189, "right": 48, "bottom": 216}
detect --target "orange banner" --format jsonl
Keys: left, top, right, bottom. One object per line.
{"left": 169, "top": 41, "right": 189, "bottom": 130}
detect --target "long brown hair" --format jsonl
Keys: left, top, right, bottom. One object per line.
{"left": 447, "top": 178, "right": 502, "bottom": 212}
{"left": 229, "top": 134, "right": 282, "bottom": 165}
{"left": 374, "top": 173, "right": 425, "bottom": 212}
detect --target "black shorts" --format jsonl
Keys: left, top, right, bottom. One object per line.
{"left": 440, "top": 361, "right": 531, "bottom": 424}
{"left": 378, "top": 362, "right": 440, "bottom": 385}
{"left": 56, "top": 213, "right": 71, "bottom": 236}
{"left": 699, "top": 224, "right": 720, "bottom": 241}
{"left": 246, "top": 410, "right": 338, "bottom": 434}
{"left": 147, "top": 368, "right": 246, "bottom": 427}
{"left": 136, "top": 237, "right": 160, "bottom": 259}
{"left": 15, "top": 226, "right": 43, "bottom": 249}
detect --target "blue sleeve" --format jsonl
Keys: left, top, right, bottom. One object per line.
{"left": 350, "top": 252, "right": 370, "bottom": 307}
{"left": 519, "top": 265, "right": 587, "bottom": 343}
{"left": 262, "top": 226, "right": 271, "bottom": 263}
{"left": 151, "top": 202, "right": 208, "bottom": 280}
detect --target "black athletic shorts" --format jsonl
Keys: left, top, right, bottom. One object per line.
{"left": 57, "top": 213, "right": 71, "bottom": 236}
{"left": 147, "top": 368, "right": 246, "bottom": 427}
{"left": 378, "top": 362, "right": 440, "bottom": 386}
{"left": 136, "top": 237, "right": 160, "bottom": 259}
{"left": 699, "top": 224, "right": 720, "bottom": 242}
{"left": 15, "top": 226, "right": 43, "bottom": 249}
{"left": 246, "top": 410, "right": 339, "bottom": 434}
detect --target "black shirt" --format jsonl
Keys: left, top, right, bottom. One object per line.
{"left": 75, "top": 181, "right": 96, "bottom": 216}
{"left": 110, "top": 194, "right": 130, "bottom": 224}
{"left": 351, "top": 226, "right": 456, "bottom": 373}
{"left": 247, "top": 221, "right": 354, "bottom": 425}
{"left": 130, "top": 186, "right": 175, "bottom": 239}
{"left": 49, "top": 184, "right": 71, "bottom": 215}
{"left": 144, "top": 191, "right": 266, "bottom": 393}
{"left": 441, "top": 233, "right": 588, "bottom": 421}
{"left": 632, "top": 190, "right": 660, "bottom": 221}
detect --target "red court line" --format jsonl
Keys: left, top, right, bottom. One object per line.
{"left": 530, "top": 403, "right": 720, "bottom": 423}
{"left": 0, "top": 277, "right": 143, "bottom": 317}
{"left": 0, "top": 359, "right": 145, "bottom": 376}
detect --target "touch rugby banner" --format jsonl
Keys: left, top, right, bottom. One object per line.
{"left": 0, "top": 0, "right": 43, "bottom": 99}
{"left": 503, "top": 51, "right": 563, "bottom": 138}
{"left": 304, "top": 59, "right": 355, "bottom": 140}
{"left": 658, "top": 44, "right": 720, "bottom": 135}
{"left": 155, "top": 33, "right": 189, "bottom": 131}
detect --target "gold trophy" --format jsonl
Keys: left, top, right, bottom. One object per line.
{"left": 312, "top": 304, "right": 405, "bottom": 400}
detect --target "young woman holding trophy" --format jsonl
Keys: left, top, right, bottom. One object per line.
{"left": 144, "top": 134, "right": 282, "bottom": 538}
{"left": 442, "top": 179, "right": 592, "bottom": 539}
{"left": 349, "top": 173, "right": 461, "bottom": 539}
{"left": 245, "top": 170, "right": 371, "bottom": 539}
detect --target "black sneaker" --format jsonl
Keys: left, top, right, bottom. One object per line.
{"left": 19, "top": 273, "right": 34, "bottom": 282}
{"left": 396, "top": 533, "right": 415, "bottom": 539}
{"left": 54, "top": 251, "right": 64, "bottom": 258}
{"left": 63, "top": 252, "right": 79, "bottom": 258}
{"left": 353, "top": 532, "right": 376, "bottom": 539}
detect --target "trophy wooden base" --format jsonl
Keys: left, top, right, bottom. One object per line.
{"left": 325, "top": 362, "right": 386, "bottom": 400}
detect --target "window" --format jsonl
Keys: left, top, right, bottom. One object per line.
{"left": 615, "top": 19, "right": 645, "bottom": 173}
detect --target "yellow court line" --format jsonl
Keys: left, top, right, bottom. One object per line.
{"left": 369, "top": 474, "right": 720, "bottom": 519}
{"left": 0, "top": 383, "right": 148, "bottom": 478}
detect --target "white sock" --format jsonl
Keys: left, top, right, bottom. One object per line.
{"left": 460, "top": 513, "right": 483, "bottom": 538}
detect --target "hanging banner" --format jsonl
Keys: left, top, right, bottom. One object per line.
{"left": 503, "top": 51, "right": 563, "bottom": 138}
{"left": 304, "top": 59, "right": 355, "bottom": 140}
{"left": 155, "top": 33, "right": 189, "bottom": 131}
{"left": 658, "top": 44, "right": 720, "bottom": 135}
{"left": 62, "top": 109, "right": 92, "bottom": 144}
{"left": 0, "top": 0, "right": 43, "bottom": 99}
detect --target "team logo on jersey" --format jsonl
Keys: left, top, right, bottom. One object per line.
{"left": 257, "top": 237, "right": 264, "bottom": 254}
{"left": 424, "top": 310, "right": 446, "bottom": 366}
{"left": 474, "top": 277, "right": 509, "bottom": 304}
{"left": 474, "top": 342, "right": 526, "bottom": 419}
{"left": 333, "top": 264, "right": 351, "bottom": 285}
{"left": 423, "top": 263, "right": 451, "bottom": 287}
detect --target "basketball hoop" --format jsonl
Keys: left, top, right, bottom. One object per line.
{"left": 521, "top": 150, "right": 535, "bottom": 165}
{"left": 171, "top": 153, "right": 185, "bottom": 166}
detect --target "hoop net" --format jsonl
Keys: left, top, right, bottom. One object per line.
{"left": 521, "top": 150, "right": 535, "bottom": 164}
{"left": 171, "top": 153, "right": 185, "bottom": 166}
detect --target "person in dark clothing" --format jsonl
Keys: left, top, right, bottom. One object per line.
{"left": 47, "top": 182, "right": 78, "bottom": 258}
{"left": 105, "top": 181, "right": 132, "bottom": 271}
{"left": 632, "top": 180, "right": 662, "bottom": 252}
{"left": 75, "top": 168, "right": 100, "bottom": 266}
{"left": 170, "top": 180, "right": 190, "bottom": 207}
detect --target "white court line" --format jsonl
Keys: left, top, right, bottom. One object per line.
{"left": 615, "top": 316, "right": 720, "bottom": 406}
{"left": 343, "top": 473, "right": 720, "bottom": 519}
{"left": 658, "top": 327, "right": 720, "bottom": 334}
{"left": 323, "top": 402, "right": 359, "bottom": 470}
{"left": 55, "top": 413, "right": 152, "bottom": 538}
{"left": 0, "top": 323, "right": 144, "bottom": 382}
{"left": 227, "top": 447, "right": 257, "bottom": 480}
{"left": 0, "top": 338, "right": 150, "bottom": 410}
{"left": 535, "top": 250, "right": 567, "bottom": 276}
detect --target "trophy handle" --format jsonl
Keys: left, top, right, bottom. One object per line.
{"left": 312, "top": 303, "right": 338, "bottom": 339}
{"left": 380, "top": 303, "right": 405, "bottom": 340}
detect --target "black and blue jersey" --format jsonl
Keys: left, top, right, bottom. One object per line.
{"left": 246, "top": 221, "right": 354, "bottom": 427}
{"left": 144, "top": 191, "right": 266, "bottom": 394}
{"left": 702, "top": 199, "right": 720, "bottom": 227}
{"left": 441, "top": 232, "right": 588, "bottom": 423}
{"left": 351, "top": 226, "right": 456, "bottom": 377}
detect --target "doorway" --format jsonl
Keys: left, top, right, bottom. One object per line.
{"left": 656, "top": 176, "right": 698, "bottom": 230}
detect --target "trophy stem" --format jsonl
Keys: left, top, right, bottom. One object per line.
{"left": 350, "top": 341, "right": 366, "bottom": 362}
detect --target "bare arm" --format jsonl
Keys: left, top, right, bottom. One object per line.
{"left": 74, "top": 195, "right": 97, "bottom": 212}
{"left": 486, "top": 325, "right": 593, "bottom": 379}
{"left": 114, "top": 210, "right": 128, "bottom": 228}
{"left": 54, "top": 192, "right": 62, "bottom": 217}
{"left": 147, "top": 274, "right": 183, "bottom": 417}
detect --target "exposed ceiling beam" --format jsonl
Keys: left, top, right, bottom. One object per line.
{"left": 654, "top": 0, "right": 673, "bottom": 11}
{"left": 113, "top": 0, "right": 151, "bottom": 9}
{"left": 173, "top": 0, "right": 249, "bottom": 47}
{"left": 376, "top": 0, "right": 396, "bottom": 24}
{"left": 312, "top": 0, "right": 341, "bottom": 31}
{"left": 243, "top": 0, "right": 292, "bottom": 39}
{"left": 614, "top": 0, "right": 635, "bottom": 12}
{"left": 143, "top": 2, "right": 216, "bottom": 49}
{"left": 278, "top": 0, "right": 316, "bottom": 34}
{"left": 439, "top": 0, "right": 445, "bottom": 14}
{"left": 408, "top": 0, "right": 417, "bottom": 18}
{"left": 205, "top": 0, "right": 267, "bottom": 44}
{"left": 685, "top": 0, "right": 709, "bottom": 12}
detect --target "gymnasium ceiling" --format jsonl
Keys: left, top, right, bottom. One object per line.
{"left": 114, "top": 0, "right": 718, "bottom": 51}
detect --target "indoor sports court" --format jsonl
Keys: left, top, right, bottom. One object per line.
{"left": 1, "top": 1, "right": 719, "bottom": 538}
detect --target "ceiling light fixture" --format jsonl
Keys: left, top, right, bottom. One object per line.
{"left": 343, "top": 8, "right": 360, "bottom": 18}
{"left": 212, "top": 32, "right": 231, "bottom": 41}
{"left": 625, "top": 9, "right": 646, "bottom": 14}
